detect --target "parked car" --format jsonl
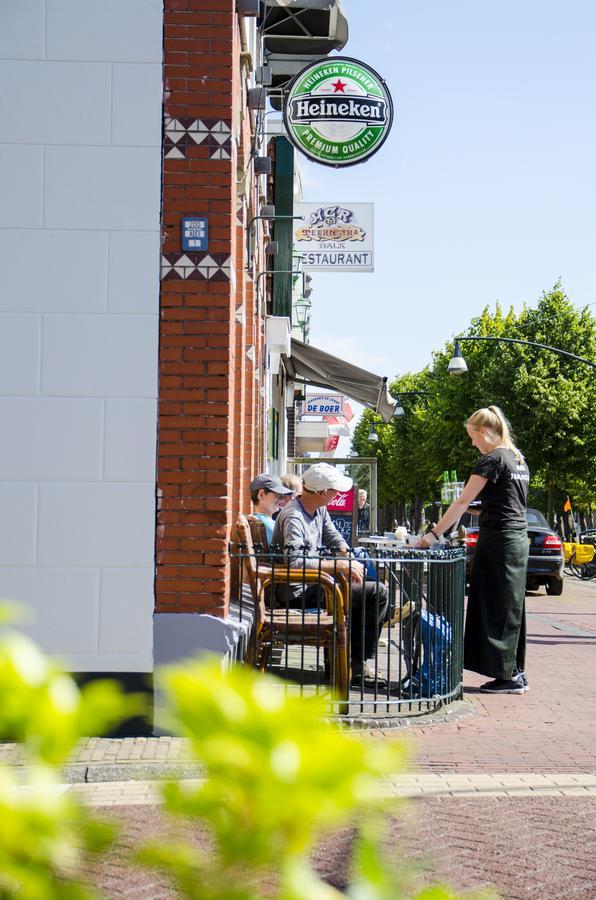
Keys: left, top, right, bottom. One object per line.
{"left": 458, "top": 507, "right": 564, "bottom": 596}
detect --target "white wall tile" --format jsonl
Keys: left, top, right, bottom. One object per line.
{"left": 42, "top": 315, "right": 158, "bottom": 398}
{"left": 0, "top": 567, "right": 99, "bottom": 654}
{"left": 0, "top": 62, "right": 110, "bottom": 145}
{"left": 99, "top": 568, "right": 154, "bottom": 655}
{"left": 107, "top": 231, "right": 160, "bottom": 313}
{"left": 46, "top": 0, "right": 163, "bottom": 63}
{"left": 0, "top": 231, "right": 108, "bottom": 312}
{"left": 0, "top": 398, "right": 102, "bottom": 480}
{"left": 112, "top": 64, "right": 163, "bottom": 147}
{"left": 0, "top": 315, "right": 40, "bottom": 394}
{"left": 0, "top": 0, "right": 44, "bottom": 60}
{"left": 104, "top": 399, "right": 157, "bottom": 482}
{"left": 0, "top": 146, "right": 43, "bottom": 227}
{"left": 44, "top": 147, "right": 161, "bottom": 230}
{"left": 38, "top": 483, "right": 156, "bottom": 567}
{"left": 0, "top": 484, "right": 37, "bottom": 565}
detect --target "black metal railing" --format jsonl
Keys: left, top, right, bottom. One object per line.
{"left": 229, "top": 541, "right": 466, "bottom": 720}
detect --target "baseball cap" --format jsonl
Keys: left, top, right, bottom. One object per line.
{"left": 302, "top": 463, "right": 353, "bottom": 493}
{"left": 249, "top": 473, "right": 293, "bottom": 495}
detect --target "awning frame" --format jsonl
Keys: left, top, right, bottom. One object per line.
{"left": 282, "top": 338, "right": 397, "bottom": 422}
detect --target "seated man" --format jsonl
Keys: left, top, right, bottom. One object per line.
{"left": 249, "top": 473, "right": 293, "bottom": 544}
{"left": 271, "top": 463, "right": 389, "bottom": 684}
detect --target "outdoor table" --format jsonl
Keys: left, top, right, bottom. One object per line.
{"left": 356, "top": 536, "right": 420, "bottom": 616}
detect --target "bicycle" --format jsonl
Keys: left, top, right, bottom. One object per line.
{"left": 567, "top": 539, "right": 596, "bottom": 581}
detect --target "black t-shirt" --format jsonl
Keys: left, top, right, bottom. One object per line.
{"left": 472, "top": 448, "right": 529, "bottom": 530}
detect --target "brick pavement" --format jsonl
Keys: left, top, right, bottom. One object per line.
{"left": 394, "top": 576, "right": 596, "bottom": 775}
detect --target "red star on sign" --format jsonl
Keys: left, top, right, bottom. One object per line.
{"left": 331, "top": 79, "right": 347, "bottom": 93}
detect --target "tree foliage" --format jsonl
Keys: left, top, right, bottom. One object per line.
{"left": 352, "top": 285, "right": 596, "bottom": 525}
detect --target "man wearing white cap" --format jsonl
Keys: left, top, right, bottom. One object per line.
{"left": 272, "top": 463, "right": 389, "bottom": 683}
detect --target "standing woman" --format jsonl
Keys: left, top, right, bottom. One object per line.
{"left": 418, "top": 406, "right": 530, "bottom": 694}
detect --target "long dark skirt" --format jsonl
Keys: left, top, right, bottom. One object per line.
{"left": 464, "top": 527, "right": 528, "bottom": 679}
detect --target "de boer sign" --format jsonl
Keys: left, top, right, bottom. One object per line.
{"left": 283, "top": 57, "right": 393, "bottom": 168}
{"left": 304, "top": 393, "right": 345, "bottom": 416}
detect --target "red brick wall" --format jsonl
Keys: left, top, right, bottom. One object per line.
{"left": 156, "top": 0, "right": 262, "bottom": 617}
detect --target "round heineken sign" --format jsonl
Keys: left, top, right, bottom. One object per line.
{"left": 283, "top": 57, "right": 393, "bottom": 168}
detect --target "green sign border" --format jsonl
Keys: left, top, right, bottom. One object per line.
{"left": 283, "top": 56, "right": 394, "bottom": 168}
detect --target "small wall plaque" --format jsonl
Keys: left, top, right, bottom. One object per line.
{"left": 182, "top": 216, "right": 208, "bottom": 252}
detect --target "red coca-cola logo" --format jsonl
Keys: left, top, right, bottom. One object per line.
{"left": 327, "top": 489, "right": 354, "bottom": 513}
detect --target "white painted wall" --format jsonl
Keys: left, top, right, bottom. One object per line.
{"left": 0, "top": 0, "right": 163, "bottom": 671}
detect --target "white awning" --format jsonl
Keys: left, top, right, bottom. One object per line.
{"left": 283, "top": 338, "right": 397, "bottom": 423}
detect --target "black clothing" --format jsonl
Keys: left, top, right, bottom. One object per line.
{"left": 357, "top": 503, "right": 370, "bottom": 536}
{"left": 472, "top": 448, "right": 529, "bottom": 530}
{"left": 464, "top": 527, "right": 528, "bottom": 679}
{"left": 287, "top": 581, "right": 389, "bottom": 663}
{"left": 464, "top": 446, "right": 530, "bottom": 680}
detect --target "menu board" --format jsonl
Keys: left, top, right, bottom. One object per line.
{"left": 327, "top": 487, "right": 358, "bottom": 547}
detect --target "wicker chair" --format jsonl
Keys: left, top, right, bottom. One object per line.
{"left": 234, "top": 514, "right": 349, "bottom": 700}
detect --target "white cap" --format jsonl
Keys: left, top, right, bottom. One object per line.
{"left": 302, "top": 463, "right": 353, "bottom": 493}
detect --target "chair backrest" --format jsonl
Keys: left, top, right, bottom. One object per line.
{"left": 247, "top": 514, "right": 270, "bottom": 550}
{"left": 234, "top": 514, "right": 268, "bottom": 623}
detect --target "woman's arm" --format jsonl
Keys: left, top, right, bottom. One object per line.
{"left": 417, "top": 474, "right": 488, "bottom": 548}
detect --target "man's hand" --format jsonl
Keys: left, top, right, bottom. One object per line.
{"left": 334, "top": 558, "right": 364, "bottom": 585}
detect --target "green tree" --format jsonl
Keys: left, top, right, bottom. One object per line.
{"left": 352, "top": 286, "right": 595, "bottom": 526}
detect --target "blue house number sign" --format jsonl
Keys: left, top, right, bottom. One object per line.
{"left": 182, "top": 217, "right": 208, "bottom": 252}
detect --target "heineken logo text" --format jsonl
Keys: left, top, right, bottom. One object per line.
{"left": 289, "top": 96, "right": 387, "bottom": 126}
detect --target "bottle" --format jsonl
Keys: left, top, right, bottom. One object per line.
{"left": 441, "top": 471, "right": 449, "bottom": 504}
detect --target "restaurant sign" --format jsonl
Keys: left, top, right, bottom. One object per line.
{"left": 294, "top": 203, "right": 373, "bottom": 271}
{"left": 283, "top": 57, "right": 393, "bottom": 168}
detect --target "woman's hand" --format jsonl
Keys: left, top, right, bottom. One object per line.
{"left": 416, "top": 532, "right": 436, "bottom": 549}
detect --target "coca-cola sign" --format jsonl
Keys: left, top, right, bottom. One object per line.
{"left": 327, "top": 488, "right": 354, "bottom": 513}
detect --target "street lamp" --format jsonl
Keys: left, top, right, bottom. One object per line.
{"left": 293, "top": 296, "right": 312, "bottom": 341}
{"left": 448, "top": 336, "right": 595, "bottom": 374}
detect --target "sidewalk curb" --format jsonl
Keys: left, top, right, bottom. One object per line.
{"left": 61, "top": 762, "right": 205, "bottom": 784}
{"left": 330, "top": 698, "right": 477, "bottom": 730}
{"left": 2, "top": 701, "right": 477, "bottom": 784}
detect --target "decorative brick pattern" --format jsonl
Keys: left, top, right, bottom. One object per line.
{"left": 161, "top": 251, "right": 231, "bottom": 281}
{"left": 164, "top": 117, "right": 232, "bottom": 160}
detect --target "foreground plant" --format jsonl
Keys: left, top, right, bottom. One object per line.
{"left": 0, "top": 612, "right": 140, "bottom": 898}
{"left": 139, "top": 657, "right": 460, "bottom": 899}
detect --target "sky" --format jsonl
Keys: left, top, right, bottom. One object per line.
{"left": 294, "top": 0, "right": 596, "bottom": 383}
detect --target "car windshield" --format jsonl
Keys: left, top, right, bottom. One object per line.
{"left": 526, "top": 509, "right": 549, "bottom": 528}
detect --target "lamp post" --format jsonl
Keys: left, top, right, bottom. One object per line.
{"left": 448, "top": 336, "right": 595, "bottom": 374}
